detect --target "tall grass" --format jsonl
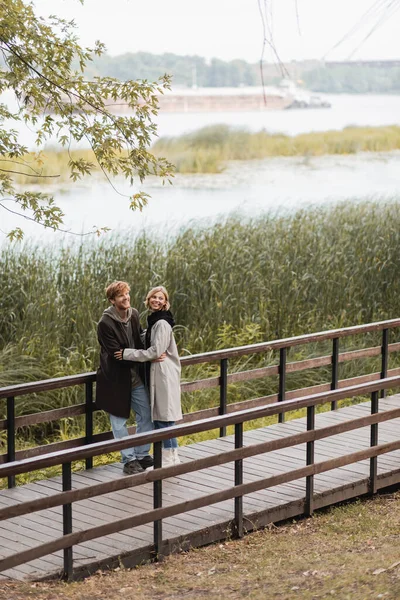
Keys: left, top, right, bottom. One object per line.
{"left": 1, "top": 199, "right": 400, "bottom": 442}
{"left": 0, "top": 149, "right": 99, "bottom": 186}
{"left": 5, "top": 125, "right": 400, "bottom": 183}
{"left": 153, "top": 124, "right": 400, "bottom": 173}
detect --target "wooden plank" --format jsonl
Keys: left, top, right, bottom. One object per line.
{"left": 188, "top": 408, "right": 398, "bottom": 489}
{"left": 100, "top": 465, "right": 235, "bottom": 523}
{"left": 28, "top": 476, "right": 178, "bottom": 545}
{"left": 197, "top": 412, "right": 390, "bottom": 488}
{"left": 76, "top": 477, "right": 208, "bottom": 527}
{"left": 1, "top": 512, "right": 148, "bottom": 574}
{"left": 0, "top": 510, "right": 127, "bottom": 564}
{"left": 247, "top": 426, "right": 372, "bottom": 480}
{"left": 165, "top": 453, "right": 274, "bottom": 510}
{"left": 0, "top": 531, "right": 59, "bottom": 569}
{"left": 63, "top": 464, "right": 227, "bottom": 539}
{"left": 179, "top": 441, "right": 308, "bottom": 502}
{"left": 181, "top": 376, "right": 219, "bottom": 393}
{"left": 228, "top": 365, "right": 279, "bottom": 382}
{"left": 0, "top": 481, "right": 149, "bottom": 558}
{"left": 237, "top": 431, "right": 346, "bottom": 488}
{"left": 309, "top": 407, "right": 400, "bottom": 469}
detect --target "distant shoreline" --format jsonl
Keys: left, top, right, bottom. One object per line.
{"left": 3, "top": 124, "right": 400, "bottom": 184}
{"left": 153, "top": 124, "right": 400, "bottom": 173}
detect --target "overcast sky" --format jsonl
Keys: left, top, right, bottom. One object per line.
{"left": 35, "top": 0, "right": 400, "bottom": 63}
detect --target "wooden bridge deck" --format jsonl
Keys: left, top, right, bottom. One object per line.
{"left": 1, "top": 395, "right": 400, "bottom": 582}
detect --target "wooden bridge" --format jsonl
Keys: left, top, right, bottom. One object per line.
{"left": 0, "top": 319, "right": 400, "bottom": 581}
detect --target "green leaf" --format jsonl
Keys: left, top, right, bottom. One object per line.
{"left": 0, "top": 0, "right": 175, "bottom": 238}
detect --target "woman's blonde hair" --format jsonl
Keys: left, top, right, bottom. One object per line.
{"left": 145, "top": 286, "right": 170, "bottom": 311}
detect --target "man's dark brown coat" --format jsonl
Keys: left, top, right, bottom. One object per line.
{"left": 96, "top": 309, "right": 145, "bottom": 418}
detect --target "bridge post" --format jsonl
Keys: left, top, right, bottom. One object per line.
{"left": 369, "top": 391, "right": 379, "bottom": 495}
{"left": 380, "top": 329, "right": 389, "bottom": 399}
{"left": 305, "top": 405, "right": 315, "bottom": 516}
{"left": 278, "top": 348, "right": 287, "bottom": 423}
{"left": 219, "top": 359, "right": 228, "bottom": 437}
{"left": 331, "top": 338, "right": 339, "bottom": 410}
{"left": 6, "top": 397, "right": 16, "bottom": 489}
{"left": 153, "top": 441, "right": 163, "bottom": 560}
{"left": 234, "top": 422, "right": 243, "bottom": 538}
{"left": 62, "top": 461, "right": 73, "bottom": 581}
{"left": 85, "top": 381, "right": 94, "bottom": 470}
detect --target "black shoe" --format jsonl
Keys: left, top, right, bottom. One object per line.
{"left": 138, "top": 455, "right": 154, "bottom": 470}
{"left": 123, "top": 459, "right": 144, "bottom": 475}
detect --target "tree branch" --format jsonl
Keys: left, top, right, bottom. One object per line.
{"left": 0, "top": 168, "right": 59, "bottom": 178}
{"left": 0, "top": 200, "right": 101, "bottom": 236}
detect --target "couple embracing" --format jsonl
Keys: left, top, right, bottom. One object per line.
{"left": 96, "top": 281, "right": 182, "bottom": 474}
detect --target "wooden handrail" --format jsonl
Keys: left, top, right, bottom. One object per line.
{"left": 0, "top": 372, "right": 96, "bottom": 400}
{"left": 1, "top": 365, "right": 399, "bottom": 464}
{"left": 0, "top": 375, "right": 399, "bottom": 479}
{"left": 177, "top": 318, "right": 400, "bottom": 364}
{"left": 1, "top": 318, "right": 400, "bottom": 399}
{"left": 0, "top": 348, "right": 398, "bottom": 430}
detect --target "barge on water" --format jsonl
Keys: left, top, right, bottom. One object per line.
{"left": 154, "top": 85, "right": 331, "bottom": 113}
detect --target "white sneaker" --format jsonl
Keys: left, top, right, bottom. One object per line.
{"left": 162, "top": 448, "right": 174, "bottom": 467}
{"left": 172, "top": 448, "right": 181, "bottom": 464}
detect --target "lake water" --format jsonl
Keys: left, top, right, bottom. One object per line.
{"left": 2, "top": 93, "right": 400, "bottom": 243}
{"left": 156, "top": 93, "right": 400, "bottom": 137}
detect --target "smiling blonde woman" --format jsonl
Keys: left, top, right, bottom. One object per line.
{"left": 114, "top": 286, "right": 182, "bottom": 466}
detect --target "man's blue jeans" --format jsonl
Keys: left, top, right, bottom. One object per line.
{"left": 109, "top": 385, "right": 153, "bottom": 463}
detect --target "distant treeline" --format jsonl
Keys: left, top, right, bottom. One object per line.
{"left": 302, "top": 65, "right": 400, "bottom": 94}
{"left": 87, "top": 52, "right": 400, "bottom": 93}
{"left": 88, "top": 52, "right": 260, "bottom": 87}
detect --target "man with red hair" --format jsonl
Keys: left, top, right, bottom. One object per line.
{"left": 96, "top": 281, "right": 153, "bottom": 474}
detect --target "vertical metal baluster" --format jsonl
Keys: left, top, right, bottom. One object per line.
{"left": 278, "top": 348, "right": 286, "bottom": 424}
{"left": 153, "top": 441, "right": 163, "bottom": 560}
{"left": 85, "top": 381, "right": 93, "bottom": 470}
{"left": 331, "top": 338, "right": 339, "bottom": 411}
{"left": 234, "top": 422, "right": 243, "bottom": 538}
{"left": 62, "top": 462, "right": 73, "bottom": 581}
{"left": 219, "top": 359, "right": 228, "bottom": 437}
{"left": 369, "top": 391, "right": 379, "bottom": 495}
{"left": 380, "top": 329, "right": 389, "bottom": 399}
{"left": 305, "top": 405, "right": 315, "bottom": 516}
{"left": 7, "top": 397, "right": 16, "bottom": 489}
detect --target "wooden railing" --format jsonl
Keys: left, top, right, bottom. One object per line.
{"left": 0, "top": 375, "right": 399, "bottom": 579}
{"left": 1, "top": 318, "right": 400, "bottom": 490}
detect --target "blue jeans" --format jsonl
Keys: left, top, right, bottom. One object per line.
{"left": 154, "top": 420, "right": 178, "bottom": 449}
{"left": 110, "top": 385, "right": 153, "bottom": 463}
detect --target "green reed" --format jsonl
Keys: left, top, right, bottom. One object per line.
{"left": 1, "top": 199, "right": 400, "bottom": 448}
{"left": 0, "top": 149, "right": 99, "bottom": 185}
{"left": 153, "top": 124, "right": 400, "bottom": 173}
{"left": 5, "top": 125, "right": 400, "bottom": 183}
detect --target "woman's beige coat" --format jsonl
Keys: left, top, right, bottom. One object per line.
{"left": 122, "top": 320, "right": 182, "bottom": 422}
